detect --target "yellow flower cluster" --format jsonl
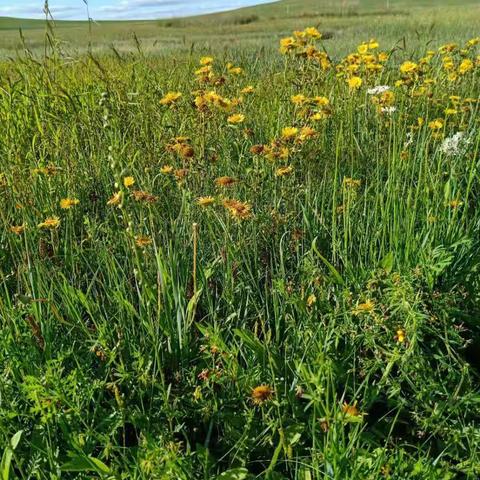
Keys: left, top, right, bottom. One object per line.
{"left": 280, "top": 27, "right": 331, "bottom": 70}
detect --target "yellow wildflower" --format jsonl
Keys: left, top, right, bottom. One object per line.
{"left": 313, "top": 96, "right": 329, "bottom": 106}
{"left": 400, "top": 61, "right": 418, "bottom": 74}
{"left": 357, "top": 43, "right": 368, "bottom": 55}
{"left": 107, "top": 191, "right": 122, "bottom": 206}
{"left": 160, "top": 165, "right": 173, "bottom": 174}
{"left": 123, "top": 176, "right": 135, "bottom": 188}
{"left": 60, "top": 198, "right": 79, "bottom": 209}
{"left": 159, "top": 91, "right": 182, "bottom": 106}
{"left": 280, "top": 37, "right": 296, "bottom": 54}
{"left": 60, "top": 198, "right": 80, "bottom": 210}
{"left": 467, "top": 37, "right": 480, "bottom": 47}
{"left": 306, "top": 294, "right": 317, "bottom": 307}
{"left": 197, "top": 196, "right": 215, "bottom": 207}
{"left": 448, "top": 199, "right": 463, "bottom": 209}
{"left": 353, "top": 299, "right": 374, "bottom": 315}
{"left": 275, "top": 166, "right": 293, "bottom": 177}
{"left": 241, "top": 85, "right": 255, "bottom": 94}
{"left": 281, "top": 127, "right": 299, "bottom": 140}
{"left": 227, "top": 63, "right": 243, "bottom": 75}
{"left": 200, "top": 56, "right": 214, "bottom": 66}
{"left": 38, "top": 216, "right": 60, "bottom": 229}
{"left": 396, "top": 329, "right": 406, "bottom": 344}
{"left": 347, "top": 76, "right": 362, "bottom": 90}
{"left": 291, "top": 94, "right": 308, "bottom": 105}
{"left": 428, "top": 119, "right": 444, "bottom": 130}
{"left": 458, "top": 59, "right": 473, "bottom": 74}
{"left": 343, "top": 177, "right": 361, "bottom": 188}
{"left": 227, "top": 113, "right": 245, "bottom": 124}
{"left": 304, "top": 27, "right": 321, "bottom": 39}
{"left": 378, "top": 52, "right": 389, "bottom": 62}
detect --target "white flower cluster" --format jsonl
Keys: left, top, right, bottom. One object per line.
{"left": 381, "top": 106, "right": 397, "bottom": 114}
{"left": 440, "top": 132, "right": 471, "bottom": 157}
{"left": 367, "top": 85, "right": 390, "bottom": 95}
{"left": 404, "top": 132, "right": 414, "bottom": 148}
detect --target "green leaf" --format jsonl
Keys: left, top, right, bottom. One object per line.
{"left": 284, "top": 424, "right": 303, "bottom": 447}
{"left": 8, "top": 432, "right": 22, "bottom": 452}
{"left": 312, "top": 238, "right": 344, "bottom": 285}
{"left": 1, "top": 430, "right": 23, "bottom": 480}
{"left": 61, "top": 455, "right": 111, "bottom": 474}
{"left": 380, "top": 251, "right": 394, "bottom": 273}
{"left": 215, "top": 467, "right": 249, "bottom": 480}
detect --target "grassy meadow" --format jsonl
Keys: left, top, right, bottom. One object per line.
{"left": 1, "top": 0, "right": 480, "bottom": 478}
{"left": 1, "top": 0, "right": 480, "bottom": 56}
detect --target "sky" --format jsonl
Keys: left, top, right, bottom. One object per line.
{"left": 0, "top": 0, "right": 278, "bottom": 20}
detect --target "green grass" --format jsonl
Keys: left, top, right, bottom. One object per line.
{"left": 0, "top": 1, "right": 480, "bottom": 479}
{"left": 0, "top": 0, "right": 479, "bottom": 57}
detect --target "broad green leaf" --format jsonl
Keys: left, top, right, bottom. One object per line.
{"left": 380, "top": 251, "right": 394, "bottom": 273}
{"left": 61, "top": 455, "right": 111, "bottom": 474}
{"left": 1, "top": 430, "right": 23, "bottom": 480}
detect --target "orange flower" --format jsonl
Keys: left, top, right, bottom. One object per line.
{"left": 250, "top": 144, "right": 265, "bottom": 155}
{"left": 132, "top": 190, "right": 158, "bottom": 203}
{"left": 299, "top": 126, "right": 316, "bottom": 141}
{"left": 179, "top": 144, "right": 195, "bottom": 159}
{"left": 222, "top": 199, "right": 252, "bottom": 220}
{"left": 215, "top": 176, "right": 237, "bottom": 187}
{"left": 135, "top": 235, "right": 153, "bottom": 247}
{"left": 174, "top": 169, "right": 189, "bottom": 180}
{"left": 251, "top": 385, "right": 274, "bottom": 405}
{"left": 342, "top": 402, "right": 362, "bottom": 417}
{"left": 10, "top": 225, "right": 26, "bottom": 235}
